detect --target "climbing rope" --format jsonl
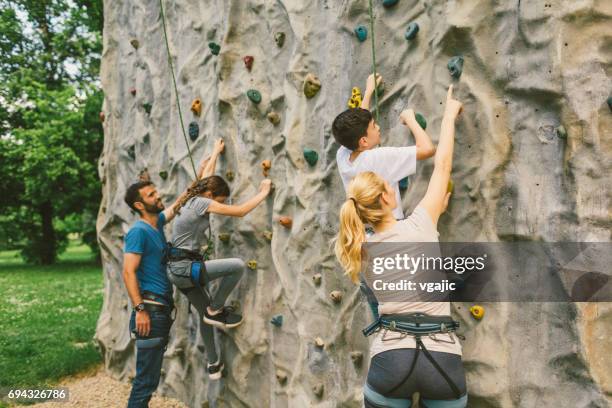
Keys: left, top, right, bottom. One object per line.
{"left": 367, "top": 0, "right": 380, "bottom": 122}
{"left": 158, "top": 0, "right": 198, "bottom": 179}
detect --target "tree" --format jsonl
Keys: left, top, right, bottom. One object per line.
{"left": 0, "top": 0, "right": 103, "bottom": 264}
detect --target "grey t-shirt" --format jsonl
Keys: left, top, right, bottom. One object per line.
{"left": 171, "top": 196, "right": 212, "bottom": 252}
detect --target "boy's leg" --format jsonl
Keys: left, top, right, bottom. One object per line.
{"left": 202, "top": 258, "right": 245, "bottom": 310}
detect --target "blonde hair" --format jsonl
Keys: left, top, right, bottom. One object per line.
{"left": 334, "top": 172, "right": 388, "bottom": 284}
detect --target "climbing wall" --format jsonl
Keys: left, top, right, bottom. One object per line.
{"left": 96, "top": 0, "right": 612, "bottom": 407}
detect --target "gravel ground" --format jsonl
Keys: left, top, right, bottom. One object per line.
{"left": 22, "top": 365, "right": 188, "bottom": 408}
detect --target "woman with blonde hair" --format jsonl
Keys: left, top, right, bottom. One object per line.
{"left": 335, "top": 85, "right": 467, "bottom": 407}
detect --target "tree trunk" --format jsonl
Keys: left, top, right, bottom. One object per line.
{"left": 39, "top": 201, "right": 56, "bottom": 265}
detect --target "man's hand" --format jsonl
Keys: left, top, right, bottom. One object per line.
{"left": 259, "top": 179, "right": 272, "bottom": 195}
{"left": 365, "top": 73, "right": 383, "bottom": 96}
{"left": 399, "top": 109, "right": 416, "bottom": 126}
{"left": 135, "top": 309, "right": 151, "bottom": 337}
{"left": 444, "top": 85, "right": 463, "bottom": 120}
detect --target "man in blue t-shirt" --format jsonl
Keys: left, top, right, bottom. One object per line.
{"left": 122, "top": 179, "right": 185, "bottom": 408}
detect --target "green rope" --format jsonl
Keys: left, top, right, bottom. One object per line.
{"left": 368, "top": 0, "right": 380, "bottom": 123}
{"left": 158, "top": 0, "right": 198, "bottom": 179}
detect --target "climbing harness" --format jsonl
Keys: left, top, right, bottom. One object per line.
{"left": 363, "top": 312, "right": 464, "bottom": 399}
{"left": 158, "top": 0, "right": 198, "bottom": 179}
{"left": 367, "top": 0, "right": 380, "bottom": 122}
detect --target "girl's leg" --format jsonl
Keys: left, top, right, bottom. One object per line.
{"left": 182, "top": 288, "right": 217, "bottom": 363}
{"left": 202, "top": 258, "right": 246, "bottom": 310}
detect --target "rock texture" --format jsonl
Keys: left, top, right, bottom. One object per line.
{"left": 96, "top": 1, "right": 612, "bottom": 407}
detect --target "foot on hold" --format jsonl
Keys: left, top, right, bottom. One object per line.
{"left": 207, "top": 359, "right": 225, "bottom": 380}
{"left": 204, "top": 306, "right": 244, "bottom": 329}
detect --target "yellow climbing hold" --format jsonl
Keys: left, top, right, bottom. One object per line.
{"left": 448, "top": 180, "right": 454, "bottom": 194}
{"left": 247, "top": 260, "right": 258, "bottom": 270}
{"left": 470, "top": 305, "right": 485, "bottom": 320}
{"left": 347, "top": 87, "right": 362, "bottom": 108}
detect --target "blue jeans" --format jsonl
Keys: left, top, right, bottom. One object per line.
{"left": 127, "top": 307, "right": 173, "bottom": 408}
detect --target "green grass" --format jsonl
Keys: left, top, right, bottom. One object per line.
{"left": 0, "top": 241, "right": 103, "bottom": 393}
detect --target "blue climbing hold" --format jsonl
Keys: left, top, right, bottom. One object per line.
{"left": 355, "top": 25, "right": 368, "bottom": 42}
{"left": 382, "top": 0, "right": 399, "bottom": 7}
{"left": 447, "top": 56, "right": 464, "bottom": 79}
{"left": 247, "top": 89, "right": 262, "bottom": 104}
{"left": 188, "top": 121, "right": 199, "bottom": 141}
{"left": 399, "top": 177, "right": 409, "bottom": 190}
{"left": 270, "top": 315, "right": 283, "bottom": 327}
{"left": 405, "top": 22, "right": 419, "bottom": 40}
{"left": 303, "top": 148, "right": 319, "bottom": 166}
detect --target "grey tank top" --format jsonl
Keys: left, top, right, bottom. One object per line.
{"left": 171, "top": 196, "right": 212, "bottom": 252}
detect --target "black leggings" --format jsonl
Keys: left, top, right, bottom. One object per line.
{"left": 365, "top": 348, "right": 467, "bottom": 406}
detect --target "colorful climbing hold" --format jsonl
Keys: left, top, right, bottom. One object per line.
{"left": 218, "top": 233, "right": 230, "bottom": 243}
{"left": 142, "top": 102, "right": 152, "bottom": 115}
{"left": 607, "top": 96, "right": 612, "bottom": 112}
{"left": 243, "top": 55, "right": 254, "bottom": 71}
{"left": 270, "top": 315, "right": 283, "bottom": 327}
{"left": 313, "top": 383, "right": 324, "bottom": 398}
{"left": 376, "top": 81, "right": 385, "bottom": 97}
{"left": 350, "top": 351, "right": 364, "bottom": 366}
{"left": 247, "top": 89, "right": 262, "bottom": 104}
{"left": 279, "top": 216, "right": 292, "bottom": 229}
{"left": 159, "top": 171, "right": 168, "bottom": 180}
{"left": 276, "top": 370, "right": 287, "bottom": 384}
{"left": 130, "top": 39, "right": 139, "bottom": 49}
{"left": 247, "top": 260, "right": 258, "bottom": 270}
{"left": 143, "top": 133, "right": 150, "bottom": 144}
{"left": 129, "top": 87, "right": 137, "bottom": 96}
{"left": 261, "top": 160, "right": 272, "bottom": 177}
{"left": 208, "top": 42, "right": 220, "bottom": 55}
{"left": 448, "top": 56, "right": 464, "bottom": 79}
{"left": 139, "top": 169, "right": 150, "bottom": 182}
{"left": 556, "top": 125, "right": 567, "bottom": 139}
{"left": 99, "top": 111, "right": 105, "bottom": 123}
{"left": 354, "top": 25, "right": 368, "bottom": 42}
{"left": 399, "top": 177, "right": 409, "bottom": 190}
{"left": 274, "top": 32, "right": 285, "bottom": 48}
{"left": 347, "top": 87, "right": 362, "bottom": 109}
{"left": 128, "top": 145, "right": 135, "bottom": 160}
{"left": 188, "top": 121, "right": 199, "bottom": 141}
{"left": 263, "top": 230, "right": 273, "bottom": 241}
{"left": 382, "top": 0, "right": 399, "bottom": 7}
{"left": 267, "top": 111, "right": 281, "bottom": 125}
{"left": 225, "top": 171, "right": 235, "bottom": 181}
{"left": 447, "top": 179, "right": 454, "bottom": 194}
{"left": 303, "top": 148, "right": 319, "bottom": 166}
{"left": 405, "top": 22, "right": 419, "bottom": 40}
{"left": 330, "top": 290, "right": 342, "bottom": 303}
{"left": 415, "top": 112, "right": 427, "bottom": 129}
{"left": 312, "top": 273, "right": 322, "bottom": 286}
{"left": 470, "top": 305, "right": 485, "bottom": 320}
{"left": 314, "top": 337, "right": 325, "bottom": 348}
{"left": 303, "top": 73, "right": 321, "bottom": 98}
{"left": 191, "top": 98, "right": 202, "bottom": 116}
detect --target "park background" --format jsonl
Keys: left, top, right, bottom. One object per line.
{"left": 1, "top": 0, "right": 611, "bottom": 407}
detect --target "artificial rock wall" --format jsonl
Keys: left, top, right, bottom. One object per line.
{"left": 96, "top": 0, "right": 612, "bottom": 407}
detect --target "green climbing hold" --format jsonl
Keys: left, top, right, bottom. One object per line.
{"left": 405, "top": 22, "right": 419, "bottom": 40}
{"left": 130, "top": 39, "right": 139, "bottom": 49}
{"left": 303, "top": 148, "right": 319, "bottom": 166}
{"left": 399, "top": 177, "right": 409, "bottom": 190}
{"left": 607, "top": 96, "right": 612, "bottom": 112}
{"left": 270, "top": 315, "right": 283, "bottom": 327}
{"left": 247, "top": 89, "right": 262, "bottom": 104}
{"left": 143, "top": 133, "right": 150, "bottom": 144}
{"left": 382, "top": 0, "right": 399, "bottom": 7}
{"left": 448, "top": 56, "right": 464, "bottom": 79}
{"left": 188, "top": 122, "right": 199, "bottom": 141}
{"left": 304, "top": 73, "right": 321, "bottom": 98}
{"left": 376, "top": 81, "right": 385, "bottom": 97}
{"left": 556, "top": 125, "right": 567, "bottom": 139}
{"left": 128, "top": 145, "right": 135, "bottom": 160}
{"left": 219, "top": 233, "right": 231, "bottom": 243}
{"left": 275, "top": 32, "right": 285, "bottom": 48}
{"left": 159, "top": 171, "right": 168, "bottom": 180}
{"left": 355, "top": 25, "right": 368, "bottom": 42}
{"left": 142, "top": 103, "right": 152, "bottom": 115}
{"left": 415, "top": 113, "right": 427, "bottom": 130}
{"left": 208, "top": 42, "right": 220, "bottom": 55}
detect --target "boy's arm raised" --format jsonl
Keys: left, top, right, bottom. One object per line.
{"left": 400, "top": 109, "right": 436, "bottom": 160}
{"left": 360, "top": 73, "right": 382, "bottom": 111}
{"left": 418, "top": 85, "right": 462, "bottom": 225}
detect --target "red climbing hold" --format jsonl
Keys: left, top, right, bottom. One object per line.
{"left": 99, "top": 111, "right": 105, "bottom": 123}
{"left": 129, "top": 87, "right": 136, "bottom": 96}
{"left": 243, "top": 55, "right": 254, "bottom": 71}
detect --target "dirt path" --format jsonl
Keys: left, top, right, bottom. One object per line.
{"left": 23, "top": 365, "right": 188, "bottom": 408}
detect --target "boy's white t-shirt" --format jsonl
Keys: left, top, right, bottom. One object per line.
{"left": 336, "top": 145, "right": 417, "bottom": 220}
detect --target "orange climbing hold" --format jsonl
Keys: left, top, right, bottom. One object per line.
{"left": 191, "top": 98, "right": 202, "bottom": 116}
{"left": 279, "top": 216, "right": 292, "bottom": 228}
{"left": 261, "top": 160, "right": 271, "bottom": 176}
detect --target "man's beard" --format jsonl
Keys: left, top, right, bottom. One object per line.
{"left": 143, "top": 201, "right": 163, "bottom": 214}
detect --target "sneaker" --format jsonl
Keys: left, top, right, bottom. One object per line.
{"left": 203, "top": 306, "right": 244, "bottom": 329}
{"left": 207, "top": 360, "right": 224, "bottom": 380}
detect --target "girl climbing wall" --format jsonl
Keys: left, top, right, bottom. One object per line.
{"left": 166, "top": 139, "right": 273, "bottom": 379}
{"left": 334, "top": 85, "right": 467, "bottom": 407}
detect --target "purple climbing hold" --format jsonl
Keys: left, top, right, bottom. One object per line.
{"left": 355, "top": 25, "right": 368, "bottom": 42}
{"left": 405, "top": 22, "right": 419, "bottom": 40}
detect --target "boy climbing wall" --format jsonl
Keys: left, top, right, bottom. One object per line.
{"left": 332, "top": 74, "right": 436, "bottom": 220}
